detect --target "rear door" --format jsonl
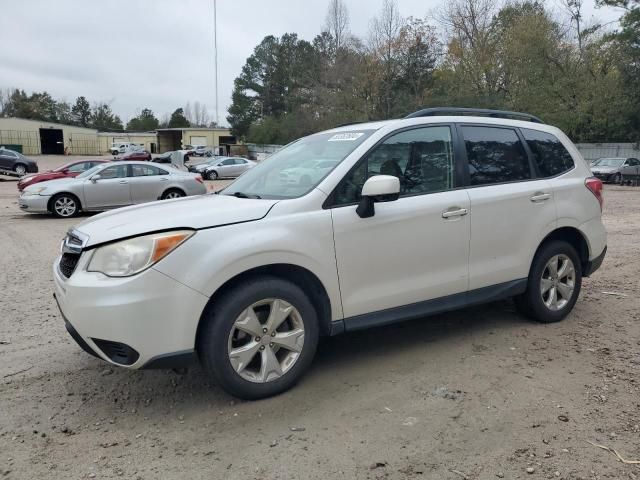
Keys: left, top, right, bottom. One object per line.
{"left": 128, "top": 164, "right": 169, "bottom": 203}
{"left": 460, "top": 125, "right": 557, "bottom": 290}
{"left": 83, "top": 164, "right": 131, "bottom": 209}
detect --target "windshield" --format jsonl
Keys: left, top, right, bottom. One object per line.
{"left": 594, "top": 158, "right": 625, "bottom": 167}
{"left": 54, "top": 162, "right": 74, "bottom": 172}
{"left": 76, "top": 165, "right": 104, "bottom": 179}
{"left": 222, "top": 130, "right": 373, "bottom": 199}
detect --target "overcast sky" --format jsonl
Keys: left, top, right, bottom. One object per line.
{"left": 0, "top": 0, "right": 624, "bottom": 127}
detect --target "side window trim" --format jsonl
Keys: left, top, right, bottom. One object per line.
{"left": 455, "top": 123, "right": 535, "bottom": 188}
{"left": 323, "top": 123, "right": 459, "bottom": 209}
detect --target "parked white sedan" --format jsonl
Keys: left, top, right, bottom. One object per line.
{"left": 19, "top": 161, "right": 207, "bottom": 218}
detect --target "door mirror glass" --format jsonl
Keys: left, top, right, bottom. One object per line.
{"left": 357, "top": 175, "right": 400, "bottom": 218}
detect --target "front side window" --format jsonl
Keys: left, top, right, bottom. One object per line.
{"left": 461, "top": 126, "right": 530, "bottom": 185}
{"left": 222, "top": 130, "right": 374, "bottom": 199}
{"left": 99, "top": 165, "right": 128, "bottom": 179}
{"left": 333, "top": 126, "right": 455, "bottom": 205}
{"left": 522, "top": 128, "right": 574, "bottom": 177}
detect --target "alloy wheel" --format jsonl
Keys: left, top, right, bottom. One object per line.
{"left": 15, "top": 165, "right": 26, "bottom": 176}
{"left": 164, "top": 191, "right": 182, "bottom": 199}
{"left": 54, "top": 197, "right": 76, "bottom": 217}
{"left": 540, "top": 254, "right": 575, "bottom": 311}
{"left": 227, "top": 298, "right": 305, "bottom": 383}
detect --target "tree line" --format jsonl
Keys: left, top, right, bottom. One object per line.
{"left": 0, "top": 89, "right": 216, "bottom": 131}
{"left": 227, "top": 0, "right": 640, "bottom": 145}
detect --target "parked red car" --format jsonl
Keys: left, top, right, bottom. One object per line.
{"left": 17, "top": 159, "right": 110, "bottom": 191}
{"left": 115, "top": 150, "right": 152, "bottom": 161}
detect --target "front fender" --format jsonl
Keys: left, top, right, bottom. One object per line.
{"left": 153, "top": 209, "right": 343, "bottom": 321}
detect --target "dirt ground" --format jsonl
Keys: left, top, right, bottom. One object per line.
{"left": 0, "top": 156, "right": 638, "bottom": 480}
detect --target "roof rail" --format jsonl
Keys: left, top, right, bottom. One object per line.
{"left": 405, "top": 107, "right": 543, "bottom": 124}
{"left": 334, "top": 120, "right": 366, "bottom": 128}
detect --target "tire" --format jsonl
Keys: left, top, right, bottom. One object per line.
{"left": 209, "top": 170, "right": 218, "bottom": 180}
{"left": 514, "top": 240, "right": 582, "bottom": 323}
{"left": 198, "top": 276, "right": 320, "bottom": 399}
{"left": 14, "top": 163, "right": 27, "bottom": 176}
{"left": 50, "top": 193, "right": 80, "bottom": 218}
{"left": 613, "top": 173, "right": 621, "bottom": 184}
{"left": 161, "top": 189, "right": 185, "bottom": 200}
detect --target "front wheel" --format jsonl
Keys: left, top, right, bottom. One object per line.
{"left": 613, "top": 172, "right": 622, "bottom": 184}
{"left": 208, "top": 170, "right": 218, "bottom": 180}
{"left": 50, "top": 193, "right": 79, "bottom": 218}
{"left": 14, "top": 163, "right": 27, "bottom": 176}
{"left": 198, "top": 276, "right": 319, "bottom": 399}
{"left": 515, "top": 240, "right": 582, "bottom": 323}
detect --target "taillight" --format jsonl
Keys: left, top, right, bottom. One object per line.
{"left": 585, "top": 177, "right": 603, "bottom": 211}
{"left": 195, "top": 175, "right": 203, "bottom": 184}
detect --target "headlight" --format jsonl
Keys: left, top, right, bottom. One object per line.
{"left": 25, "top": 186, "right": 47, "bottom": 196}
{"left": 87, "top": 230, "right": 194, "bottom": 277}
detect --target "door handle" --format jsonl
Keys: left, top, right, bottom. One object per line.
{"left": 530, "top": 192, "right": 551, "bottom": 202}
{"left": 159, "top": 177, "right": 168, "bottom": 181}
{"left": 442, "top": 207, "right": 468, "bottom": 219}
{"left": 119, "top": 180, "right": 128, "bottom": 184}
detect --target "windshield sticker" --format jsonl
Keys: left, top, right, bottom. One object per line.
{"left": 328, "top": 132, "right": 365, "bottom": 142}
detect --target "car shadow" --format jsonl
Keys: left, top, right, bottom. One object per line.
{"left": 62, "top": 299, "right": 530, "bottom": 420}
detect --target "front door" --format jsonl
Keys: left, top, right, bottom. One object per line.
{"left": 83, "top": 164, "right": 131, "bottom": 209}
{"left": 330, "top": 125, "right": 470, "bottom": 319}
{"left": 459, "top": 125, "right": 557, "bottom": 290}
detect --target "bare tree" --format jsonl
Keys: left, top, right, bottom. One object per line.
{"left": 0, "top": 88, "right": 16, "bottom": 117}
{"left": 184, "top": 102, "right": 193, "bottom": 125}
{"left": 368, "top": 0, "right": 405, "bottom": 117}
{"left": 436, "top": 0, "right": 500, "bottom": 96}
{"left": 559, "top": 0, "right": 584, "bottom": 52}
{"left": 324, "top": 0, "right": 350, "bottom": 53}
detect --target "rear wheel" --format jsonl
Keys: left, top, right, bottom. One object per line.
{"left": 50, "top": 193, "right": 79, "bottom": 218}
{"left": 515, "top": 240, "right": 582, "bottom": 323}
{"left": 198, "top": 276, "right": 319, "bottom": 399}
{"left": 14, "top": 163, "right": 27, "bottom": 176}
{"left": 161, "top": 189, "right": 184, "bottom": 200}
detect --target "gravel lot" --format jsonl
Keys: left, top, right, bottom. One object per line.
{"left": 1, "top": 156, "right": 639, "bottom": 479}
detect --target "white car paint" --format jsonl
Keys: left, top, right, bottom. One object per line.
{"left": 54, "top": 115, "right": 606, "bottom": 378}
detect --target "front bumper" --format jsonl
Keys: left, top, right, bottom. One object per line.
{"left": 53, "top": 252, "right": 209, "bottom": 369}
{"left": 18, "top": 194, "right": 50, "bottom": 213}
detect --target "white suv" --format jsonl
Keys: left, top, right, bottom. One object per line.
{"left": 54, "top": 108, "right": 607, "bottom": 399}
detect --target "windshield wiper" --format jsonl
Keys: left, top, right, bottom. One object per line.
{"left": 230, "top": 191, "right": 261, "bottom": 199}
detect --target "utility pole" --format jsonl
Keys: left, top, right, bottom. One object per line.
{"left": 213, "top": 0, "right": 219, "bottom": 126}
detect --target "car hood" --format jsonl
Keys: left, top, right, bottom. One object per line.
{"left": 23, "top": 177, "right": 79, "bottom": 193}
{"left": 74, "top": 194, "right": 279, "bottom": 247}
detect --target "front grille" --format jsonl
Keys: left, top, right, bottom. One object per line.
{"left": 92, "top": 339, "right": 140, "bottom": 366}
{"left": 59, "top": 252, "right": 80, "bottom": 278}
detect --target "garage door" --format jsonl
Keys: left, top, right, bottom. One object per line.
{"left": 190, "top": 136, "right": 207, "bottom": 146}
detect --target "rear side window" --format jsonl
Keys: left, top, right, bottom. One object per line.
{"left": 461, "top": 126, "right": 530, "bottom": 185}
{"left": 522, "top": 128, "right": 574, "bottom": 177}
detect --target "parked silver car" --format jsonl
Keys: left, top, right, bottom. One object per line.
{"left": 19, "top": 161, "right": 207, "bottom": 218}
{"left": 201, "top": 157, "right": 256, "bottom": 180}
{"left": 590, "top": 157, "right": 640, "bottom": 183}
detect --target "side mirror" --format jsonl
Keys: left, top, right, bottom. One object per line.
{"left": 356, "top": 175, "right": 400, "bottom": 218}
{"left": 91, "top": 174, "right": 102, "bottom": 183}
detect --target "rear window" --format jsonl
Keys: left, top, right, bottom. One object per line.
{"left": 522, "top": 128, "right": 574, "bottom": 177}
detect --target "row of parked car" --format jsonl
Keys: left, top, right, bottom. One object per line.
{"left": 13, "top": 152, "right": 258, "bottom": 218}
